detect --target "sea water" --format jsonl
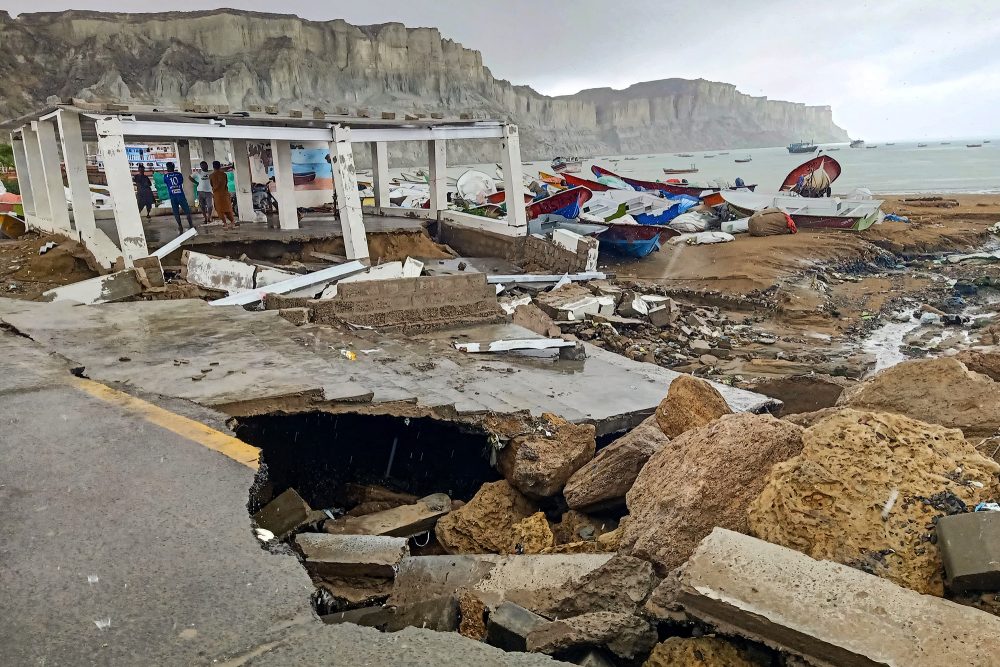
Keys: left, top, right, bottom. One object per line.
{"left": 456, "top": 140, "right": 1000, "bottom": 195}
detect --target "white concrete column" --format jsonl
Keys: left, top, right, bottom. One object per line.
{"left": 176, "top": 140, "right": 195, "bottom": 204}
{"left": 501, "top": 124, "right": 528, "bottom": 231}
{"left": 95, "top": 116, "right": 148, "bottom": 265}
{"left": 331, "top": 125, "right": 369, "bottom": 260}
{"left": 427, "top": 139, "right": 447, "bottom": 213}
{"left": 199, "top": 139, "right": 216, "bottom": 165}
{"left": 271, "top": 139, "right": 298, "bottom": 230}
{"left": 34, "top": 120, "right": 72, "bottom": 234}
{"left": 21, "top": 124, "right": 53, "bottom": 228}
{"left": 370, "top": 141, "right": 389, "bottom": 208}
{"left": 10, "top": 131, "right": 36, "bottom": 224}
{"left": 231, "top": 138, "right": 255, "bottom": 222}
{"left": 55, "top": 110, "right": 97, "bottom": 243}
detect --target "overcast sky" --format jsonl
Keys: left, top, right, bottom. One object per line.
{"left": 6, "top": 1, "right": 999, "bottom": 140}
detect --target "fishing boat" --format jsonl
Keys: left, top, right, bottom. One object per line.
{"left": 717, "top": 152, "right": 729, "bottom": 156}
{"left": 551, "top": 156, "right": 583, "bottom": 173}
{"left": 677, "top": 153, "right": 694, "bottom": 157}
{"left": 849, "top": 139, "right": 865, "bottom": 148}
{"left": 561, "top": 172, "right": 611, "bottom": 191}
{"left": 787, "top": 141, "right": 818, "bottom": 154}
{"left": 703, "top": 154, "right": 715, "bottom": 158}
{"left": 826, "top": 148, "right": 840, "bottom": 151}
{"left": 886, "top": 143, "right": 895, "bottom": 146}
{"left": 598, "top": 222, "right": 675, "bottom": 258}
{"left": 663, "top": 164, "right": 699, "bottom": 174}
{"left": 986, "top": 140, "right": 992, "bottom": 144}
{"left": 721, "top": 191, "right": 884, "bottom": 231}
{"left": 917, "top": 143, "right": 928, "bottom": 147}
{"left": 780, "top": 155, "right": 842, "bottom": 194}
{"left": 591, "top": 165, "right": 756, "bottom": 198}
{"left": 538, "top": 172, "right": 565, "bottom": 187}
{"left": 526, "top": 186, "right": 593, "bottom": 221}
{"left": 967, "top": 144, "right": 983, "bottom": 148}
{"left": 866, "top": 145, "right": 878, "bottom": 149}
{"left": 941, "top": 142, "right": 951, "bottom": 145}
{"left": 734, "top": 156, "right": 752, "bottom": 163}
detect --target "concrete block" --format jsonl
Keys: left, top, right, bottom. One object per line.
{"left": 255, "top": 266, "right": 299, "bottom": 288}
{"left": 265, "top": 105, "right": 278, "bottom": 115}
{"left": 312, "top": 108, "right": 327, "bottom": 119}
{"left": 278, "top": 307, "right": 312, "bottom": 326}
{"left": 536, "top": 284, "right": 615, "bottom": 321}
{"left": 676, "top": 528, "right": 1000, "bottom": 667}
{"left": 295, "top": 533, "right": 410, "bottom": 578}
{"left": 324, "top": 493, "right": 451, "bottom": 539}
{"left": 42, "top": 269, "right": 142, "bottom": 304}
{"left": 321, "top": 596, "right": 459, "bottom": 633}
{"left": 252, "top": 487, "right": 312, "bottom": 539}
{"left": 181, "top": 250, "right": 255, "bottom": 294}
{"left": 381, "top": 111, "right": 396, "bottom": 120}
{"left": 320, "top": 261, "right": 405, "bottom": 299}
{"left": 132, "top": 256, "right": 165, "bottom": 289}
{"left": 486, "top": 601, "right": 549, "bottom": 652}
{"left": 647, "top": 303, "right": 678, "bottom": 327}
{"left": 289, "top": 109, "right": 303, "bottom": 118}
{"left": 937, "top": 511, "right": 1000, "bottom": 592}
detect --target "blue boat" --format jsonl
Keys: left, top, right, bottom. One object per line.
{"left": 598, "top": 223, "right": 674, "bottom": 258}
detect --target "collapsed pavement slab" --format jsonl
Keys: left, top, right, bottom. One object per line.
{"left": 252, "top": 487, "right": 313, "bottom": 539}
{"left": 526, "top": 612, "right": 657, "bottom": 661}
{"left": 486, "top": 601, "right": 550, "bottom": 652}
{"left": 295, "top": 533, "right": 409, "bottom": 578}
{"left": 324, "top": 493, "right": 451, "bottom": 538}
{"left": 673, "top": 528, "right": 1000, "bottom": 667}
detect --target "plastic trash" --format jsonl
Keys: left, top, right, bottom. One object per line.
{"left": 884, "top": 213, "right": 910, "bottom": 223}
{"left": 721, "top": 217, "right": 751, "bottom": 234}
{"left": 686, "top": 231, "right": 735, "bottom": 245}
{"left": 974, "top": 502, "right": 1000, "bottom": 512}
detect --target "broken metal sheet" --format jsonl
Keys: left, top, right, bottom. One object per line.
{"left": 455, "top": 338, "right": 574, "bottom": 353}
{"left": 486, "top": 272, "right": 606, "bottom": 285}
{"left": 42, "top": 269, "right": 142, "bottom": 304}
{"left": 151, "top": 227, "right": 197, "bottom": 259}
{"left": 211, "top": 261, "right": 367, "bottom": 306}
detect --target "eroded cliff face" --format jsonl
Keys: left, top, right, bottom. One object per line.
{"left": 0, "top": 10, "right": 848, "bottom": 160}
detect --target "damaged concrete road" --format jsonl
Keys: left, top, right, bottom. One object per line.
{"left": 0, "top": 327, "right": 565, "bottom": 666}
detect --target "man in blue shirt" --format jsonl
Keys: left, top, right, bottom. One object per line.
{"left": 163, "top": 161, "right": 195, "bottom": 234}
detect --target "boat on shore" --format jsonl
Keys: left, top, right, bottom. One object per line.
{"left": 551, "top": 156, "right": 583, "bottom": 173}
{"left": 787, "top": 141, "right": 818, "bottom": 154}
{"left": 527, "top": 186, "right": 592, "bottom": 220}
{"left": 663, "top": 164, "right": 699, "bottom": 174}
{"left": 780, "top": 155, "right": 842, "bottom": 196}
{"left": 598, "top": 222, "right": 674, "bottom": 258}
{"left": 849, "top": 139, "right": 865, "bottom": 148}
{"left": 734, "top": 156, "right": 752, "bottom": 163}
{"left": 592, "top": 165, "right": 756, "bottom": 198}
{"left": 722, "top": 190, "right": 884, "bottom": 231}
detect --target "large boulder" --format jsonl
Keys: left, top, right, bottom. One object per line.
{"left": 435, "top": 481, "right": 537, "bottom": 554}
{"left": 527, "top": 612, "right": 657, "bottom": 660}
{"left": 837, "top": 357, "right": 1000, "bottom": 438}
{"left": 748, "top": 409, "right": 1000, "bottom": 596}
{"left": 621, "top": 413, "right": 804, "bottom": 573}
{"left": 643, "top": 636, "right": 765, "bottom": 667}
{"left": 655, "top": 375, "right": 732, "bottom": 438}
{"left": 564, "top": 416, "right": 669, "bottom": 511}
{"left": 498, "top": 413, "right": 596, "bottom": 499}
{"left": 955, "top": 348, "right": 1000, "bottom": 382}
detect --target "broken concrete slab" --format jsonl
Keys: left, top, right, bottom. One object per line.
{"left": 252, "top": 488, "right": 312, "bottom": 539}
{"left": 255, "top": 266, "right": 299, "bottom": 288}
{"left": 211, "top": 260, "right": 368, "bottom": 306}
{"left": 182, "top": 250, "right": 256, "bottom": 294}
{"left": 512, "top": 303, "right": 563, "bottom": 338}
{"left": 486, "top": 601, "right": 549, "bottom": 652}
{"left": 526, "top": 612, "right": 657, "bottom": 661}
{"left": 323, "top": 493, "right": 451, "bottom": 539}
{"left": 675, "top": 528, "right": 1000, "bottom": 667}
{"left": 535, "top": 284, "right": 615, "bottom": 321}
{"left": 937, "top": 511, "right": 1000, "bottom": 593}
{"left": 390, "top": 553, "right": 614, "bottom": 608}
{"left": 319, "top": 259, "right": 425, "bottom": 299}
{"left": 295, "top": 533, "right": 409, "bottom": 578}
{"left": 42, "top": 269, "right": 142, "bottom": 304}
{"left": 132, "top": 256, "right": 166, "bottom": 289}
{"left": 321, "top": 596, "right": 460, "bottom": 633}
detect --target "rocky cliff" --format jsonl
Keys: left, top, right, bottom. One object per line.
{"left": 0, "top": 10, "right": 848, "bottom": 160}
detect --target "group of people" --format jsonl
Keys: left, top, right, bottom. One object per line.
{"left": 132, "top": 160, "right": 238, "bottom": 234}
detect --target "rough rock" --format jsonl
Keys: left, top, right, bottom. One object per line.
{"left": 748, "top": 409, "right": 1000, "bottom": 595}
{"left": 837, "top": 357, "right": 1000, "bottom": 438}
{"left": 526, "top": 612, "right": 657, "bottom": 660}
{"left": 507, "top": 555, "right": 658, "bottom": 619}
{"left": 622, "top": 413, "right": 804, "bottom": 573}
{"left": 550, "top": 510, "right": 616, "bottom": 545}
{"left": 498, "top": 413, "right": 596, "bottom": 499}
{"left": 458, "top": 590, "right": 488, "bottom": 641}
{"left": 749, "top": 374, "right": 853, "bottom": 415}
{"left": 643, "top": 637, "right": 764, "bottom": 667}
{"left": 564, "top": 416, "right": 669, "bottom": 511}
{"left": 511, "top": 512, "right": 556, "bottom": 554}
{"left": 955, "top": 348, "right": 1000, "bottom": 382}
{"left": 435, "top": 481, "right": 537, "bottom": 554}
{"left": 655, "top": 375, "right": 733, "bottom": 438}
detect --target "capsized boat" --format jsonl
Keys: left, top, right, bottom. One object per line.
{"left": 551, "top": 156, "right": 583, "bottom": 173}
{"left": 526, "top": 186, "right": 593, "bottom": 221}
{"left": 592, "top": 165, "right": 756, "bottom": 198}
{"left": 780, "top": 155, "right": 842, "bottom": 196}
{"left": 598, "top": 222, "right": 675, "bottom": 258}
{"left": 721, "top": 191, "right": 884, "bottom": 231}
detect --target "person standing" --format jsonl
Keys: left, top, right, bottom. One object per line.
{"left": 163, "top": 161, "right": 195, "bottom": 234}
{"left": 133, "top": 164, "right": 155, "bottom": 220}
{"left": 209, "top": 161, "right": 237, "bottom": 230}
{"left": 192, "top": 160, "right": 214, "bottom": 224}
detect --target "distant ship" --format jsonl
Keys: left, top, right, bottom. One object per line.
{"left": 787, "top": 141, "right": 818, "bottom": 154}
{"left": 849, "top": 139, "right": 865, "bottom": 148}
{"left": 917, "top": 143, "right": 928, "bottom": 147}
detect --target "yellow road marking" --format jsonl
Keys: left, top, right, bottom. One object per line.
{"left": 69, "top": 376, "right": 260, "bottom": 470}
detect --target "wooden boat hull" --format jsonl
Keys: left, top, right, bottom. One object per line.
{"left": 485, "top": 191, "right": 533, "bottom": 205}
{"left": 526, "top": 186, "right": 593, "bottom": 220}
{"left": 592, "top": 165, "right": 756, "bottom": 197}
{"left": 722, "top": 191, "right": 883, "bottom": 231}
{"left": 780, "top": 155, "right": 842, "bottom": 192}
{"left": 562, "top": 172, "right": 611, "bottom": 191}
{"left": 598, "top": 223, "right": 675, "bottom": 258}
